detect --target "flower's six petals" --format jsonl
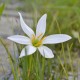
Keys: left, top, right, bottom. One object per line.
{"left": 18, "top": 12, "right": 35, "bottom": 38}
{"left": 7, "top": 35, "right": 31, "bottom": 45}
{"left": 36, "top": 14, "right": 47, "bottom": 39}
{"left": 38, "top": 46, "right": 54, "bottom": 58}
{"left": 7, "top": 13, "right": 72, "bottom": 59}
{"left": 43, "top": 34, "right": 72, "bottom": 44}
{"left": 19, "top": 45, "right": 36, "bottom": 58}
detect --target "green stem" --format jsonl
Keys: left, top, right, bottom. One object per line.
{"left": 0, "top": 38, "right": 17, "bottom": 80}
{"left": 55, "top": 18, "right": 61, "bottom": 34}
{"left": 57, "top": 55, "right": 68, "bottom": 79}
{"left": 41, "top": 57, "right": 45, "bottom": 80}
{"left": 35, "top": 50, "right": 40, "bottom": 80}
{"left": 67, "top": 44, "right": 75, "bottom": 79}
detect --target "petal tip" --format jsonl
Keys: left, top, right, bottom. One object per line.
{"left": 45, "top": 55, "right": 54, "bottom": 58}
{"left": 19, "top": 54, "right": 25, "bottom": 58}
{"left": 67, "top": 35, "right": 72, "bottom": 40}
{"left": 52, "top": 54, "right": 54, "bottom": 58}
{"left": 7, "top": 37, "right": 11, "bottom": 40}
{"left": 18, "top": 12, "right": 22, "bottom": 17}
{"left": 18, "top": 12, "right": 21, "bottom": 15}
{"left": 49, "top": 54, "right": 54, "bottom": 58}
{"left": 41, "top": 14, "right": 47, "bottom": 19}
{"left": 61, "top": 34, "right": 72, "bottom": 41}
{"left": 19, "top": 56, "right": 22, "bottom": 58}
{"left": 69, "top": 36, "right": 72, "bottom": 40}
{"left": 19, "top": 56, "right": 21, "bottom": 58}
{"left": 44, "top": 14, "right": 47, "bottom": 18}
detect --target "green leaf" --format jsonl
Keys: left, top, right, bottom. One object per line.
{"left": 0, "top": 3, "right": 5, "bottom": 16}
{"left": 0, "top": 38, "right": 14, "bottom": 63}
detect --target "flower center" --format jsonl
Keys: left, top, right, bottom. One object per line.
{"left": 32, "top": 39, "right": 41, "bottom": 47}
{"left": 31, "top": 34, "right": 45, "bottom": 47}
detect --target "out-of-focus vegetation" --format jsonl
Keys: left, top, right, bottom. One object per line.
{"left": 0, "top": 3, "right": 5, "bottom": 17}
{"left": 0, "top": 0, "right": 80, "bottom": 79}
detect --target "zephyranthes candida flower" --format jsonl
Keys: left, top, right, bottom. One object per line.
{"left": 8, "top": 12, "right": 71, "bottom": 58}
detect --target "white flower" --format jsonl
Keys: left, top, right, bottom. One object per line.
{"left": 7, "top": 12, "right": 72, "bottom": 58}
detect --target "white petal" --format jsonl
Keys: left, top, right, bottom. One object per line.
{"left": 18, "top": 12, "right": 35, "bottom": 38}
{"left": 36, "top": 14, "right": 47, "bottom": 38}
{"left": 7, "top": 35, "right": 31, "bottom": 44}
{"left": 38, "top": 46, "right": 54, "bottom": 58}
{"left": 19, "top": 45, "right": 36, "bottom": 58}
{"left": 43, "top": 34, "right": 72, "bottom": 44}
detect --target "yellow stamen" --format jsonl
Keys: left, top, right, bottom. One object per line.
{"left": 31, "top": 34, "right": 46, "bottom": 47}
{"left": 37, "top": 33, "right": 43, "bottom": 38}
{"left": 35, "top": 36, "right": 46, "bottom": 47}
{"left": 32, "top": 34, "right": 35, "bottom": 43}
{"left": 40, "top": 36, "right": 46, "bottom": 42}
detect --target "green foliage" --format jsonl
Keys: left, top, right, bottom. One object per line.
{"left": 0, "top": 3, "right": 5, "bottom": 17}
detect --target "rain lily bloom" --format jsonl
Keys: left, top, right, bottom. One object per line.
{"left": 7, "top": 12, "right": 71, "bottom": 58}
